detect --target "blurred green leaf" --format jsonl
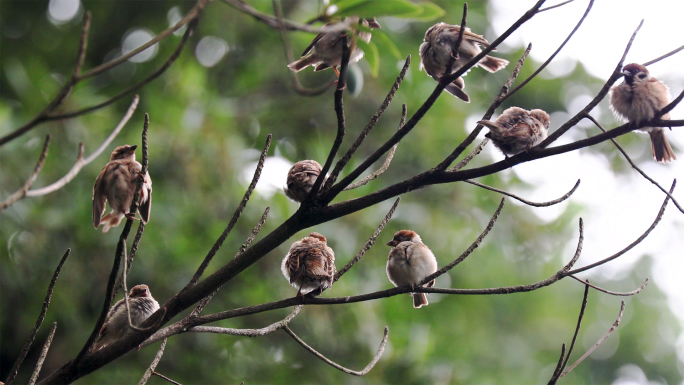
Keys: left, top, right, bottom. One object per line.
{"left": 335, "top": 0, "right": 423, "bottom": 18}
{"left": 357, "top": 39, "right": 379, "bottom": 77}
{"left": 414, "top": 2, "right": 446, "bottom": 21}
{"left": 372, "top": 30, "right": 403, "bottom": 61}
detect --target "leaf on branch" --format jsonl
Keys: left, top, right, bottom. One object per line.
{"left": 334, "top": 0, "right": 423, "bottom": 19}
{"left": 357, "top": 39, "right": 380, "bottom": 78}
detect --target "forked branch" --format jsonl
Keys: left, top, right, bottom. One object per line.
{"left": 0, "top": 135, "right": 51, "bottom": 211}
{"left": 464, "top": 179, "right": 580, "bottom": 207}
{"left": 28, "top": 322, "right": 58, "bottom": 385}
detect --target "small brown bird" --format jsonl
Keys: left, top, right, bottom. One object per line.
{"left": 93, "top": 284, "right": 160, "bottom": 351}
{"left": 419, "top": 22, "right": 509, "bottom": 103}
{"left": 609, "top": 63, "right": 676, "bottom": 163}
{"left": 281, "top": 232, "right": 336, "bottom": 296}
{"left": 93, "top": 145, "right": 152, "bottom": 233}
{"left": 386, "top": 230, "right": 438, "bottom": 309}
{"left": 478, "top": 107, "right": 551, "bottom": 156}
{"left": 288, "top": 18, "right": 380, "bottom": 76}
{"left": 284, "top": 160, "right": 326, "bottom": 203}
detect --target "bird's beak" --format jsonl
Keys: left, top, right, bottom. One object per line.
{"left": 367, "top": 18, "right": 381, "bottom": 29}
{"left": 386, "top": 240, "right": 396, "bottom": 246}
{"left": 129, "top": 145, "right": 138, "bottom": 152}
{"left": 621, "top": 71, "right": 631, "bottom": 77}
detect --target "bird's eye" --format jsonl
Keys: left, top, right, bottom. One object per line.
{"left": 638, "top": 73, "right": 647, "bottom": 79}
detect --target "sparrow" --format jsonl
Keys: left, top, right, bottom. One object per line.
{"left": 478, "top": 107, "right": 551, "bottom": 156}
{"left": 92, "top": 284, "right": 160, "bottom": 351}
{"left": 284, "top": 160, "right": 326, "bottom": 203}
{"left": 419, "top": 22, "right": 509, "bottom": 103}
{"left": 281, "top": 232, "right": 336, "bottom": 296}
{"left": 609, "top": 63, "right": 676, "bottom": 163}
{"left": 386, "top": 230, "right": 438, "bottom": 309}
{"left": 93, "top": 145, "right": 152, "bottom": 233}
{"left": 288, "top": 18, "right": 381, "bottom": 76}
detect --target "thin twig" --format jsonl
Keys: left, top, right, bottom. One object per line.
{"left": 548, "top": 282, "right": 588, "bottom": 384}
{"left": 187, "top": 134, "right": 272, "bottom": 287}
{"left": 643, "top": 43, "right": 684, "bottom": 66}
{"left": 121, "top": 240, "right": 156, "bottom": 332}
{"left": 307, "top": 36, "right": 350, "bottom": 202}
{"left": 658, "top": 87, "right": 684, "bottom": 119}
{"left": 570, "top": 275, "right": 648, "bottom": 296}
{"left": 464, "top": 179, "right": 580, "bottom": 207}
{"left": 27, "top": 95, "right": 139, "bottom": 197}
{"left": 334, "top": 197, "right": 400, "bottom": 282}
{"left": 441, "top": 3, "right": 468, "bottom": 82}
{"left": 75, "top": 114, "right": 150, "bottom": 363}
{"left": 584, "top": 113, "right": 683, "bottom": 214}
{"left": 0, "top": 135, "right": 51, "bottom": 211}
{"left": 565, "top": 180, "right": 675, "bottom": 275}
{"left": 152, "top": 372, "right": 183, "bottom": 385}
{"left": 283, "top": 325, "right": 388, "bottom": 376}
{"left": 188, "top": 305, "right": 302, "bottom": 336}
{"left": 325, "top": 56, "right": 411, "bottom": 194}
{"left": 137, "top": 338, "right": 167, "bottom": 385}
{"left": 47, "top": 16, "right": 196, "bottom": 120}
{"left": 113, "top": 221, "right": 146, "bottom": 299}
{"left": 537, "top": 0, "right": 575, "bottom": 13}
{"left": 272, "top": 0, "right": 334, "bottom": 96}
{"left": 221, "top": 0, "right": 338, "bottom": 33}
{"left": 419, "top": 198, "right": 505, "bottom": 286}
{"left": 5, "top": 249, "right": 70, "bottom": 385}
{"left": 28, "top": 322, "right": 57, "bottom": 385}
{"left": 559, "top": 301, "right": 626, "bottom": 378}
{"left": 343, "top": 104, "right": 406, "bottom": 191}
{"left": 447, "top": 138, "right": 489, "bottom": 172}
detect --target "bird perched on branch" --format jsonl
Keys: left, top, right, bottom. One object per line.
{"left": 284, "top": 160, "right": 326, "bottom": 203}
{"left": 478, "top": 107, "right": 550, "bottom": 156}
{"left": 93, "top": 145, "right": 152, "bottom": 233}
{"left": 419, "top": 22, "right": 509, "bottom": 103}
{"left": 281, "top": 232, "right": 336, "bottom": 296}
{"left": 609, "top": 63, "right": 676, "bottom": 163}
{"left": 93, "top": 284, "right": 160, "bottom": 351}
{"left": 288, "top": 17, "right": 381, "bottom": 76}
{"left": 386, "top": 230, "right": 438, "bottom": 309}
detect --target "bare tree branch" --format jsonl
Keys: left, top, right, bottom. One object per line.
{"left": 186, "top": 134, "right": 272, "bottom": 287}
{"left": 121, "top": 240, "right": 159, "bottom": 332}
{"left": 26, "top": 95, "right": 139, "bottom": 197}
{"left": 537, "top": 0, "right": 576, "bottom": 13}
{"left": 6, "top": 249, "right": 70, "bottom": 385}
{"left": 152, "top": 372, "right": 183, "bottom": 385}
{"left": 324, "top": 56, "right": 411, "bottom": 194}
{"left": 441, "top": 2, "right": 468, "bottom": 81}
{"left": 334, "top": 197, "right": 400, "bottom": 282}
{"left": 464, "top": 179, "right": 580, "bottom": 207}
{"left": 565, "top": 180, "right": 675, "bottom": 275}
{"left": 188, "top": 305, "right": 302, "bottom": 337}
{"left": 113, "top": 221, "right": 146, "bottom": 299}
{"left": 548, "top": 282, "right": 588, "bottom": 384}
{"left": 343, "top": 104, "right": 406, "bottom": 191}
{"left": 28, "top": 322, "right": 57, "bottom": 385}
{"left": 222, "top": 0, "right": 327, "bottom": 33}
{"left": 0, "top": 135, "right": 51, "bottom": 211}
{"left": 569, "top": 275, "right": 649, "bottom": 296}
{"left": 137, "top": 338, "right": 167, "bottom": 385}
{"left": 272, "top": 0, "right": 335, "bottom": 96}
{"left": 283, "top": 325, "right": 389, "bottom": 376}
{"left": 643, "top": 43, "right": 684, "bottom": 66}
{"left": 419, "top": 198, "right": 505, "bottom": 286}
{"left": 584, "top": 113, "right": 683, "bottom": 214}
{"left": 559, "top": 301, "right": 626, "bottom": 378}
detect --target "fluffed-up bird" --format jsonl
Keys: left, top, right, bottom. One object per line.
{"left": 419, "top": 22, "right": 509, "bottom": 103}
{"left": 284, "top": 160, "right": 326, "bottom": 203}
{"left": 478, "top": 107, "right": 550, "bottom": 156}
{"left": 93, "top": 145, "right": 152, "bottom": 233}
{"left": 386, "top": 230, "right": 438, "bottom": 309}
{"left": 609, "top": 63, "right": 676, "bottom": 163}
{"left": 288, "top": 17, "right": 380, "bottom": 76}
{"left": 93, "top": 284, "right": 160, "bottom": 351}
{"left": 281, "top": 232, "right": 336, "bottom": 296}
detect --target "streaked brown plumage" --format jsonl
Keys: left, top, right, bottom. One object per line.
{"left": 92, "top": 145, "right": 152, "bottom": 233}
{"left": 288, "top": 18, "right": 380, "bottom": 75}
{"left": 281, "top": 232, "right": 336, "bottom": 296}
{"left": 284, "top": 160, "right": 325, "bottom": 203}
{"left": 419, "top": 22, "right": 509, "bottom": 102}
{"left": 479, "top": 107, "right": 550, "bottom": 156}
{"left": 386, "top": 230, "right": 438, "bottom": 309}
{"left": 609, "top": 63, "right": 676, "bottom": 163}
{"left": 93, "top": 284, "right": 159, "bottom": 351}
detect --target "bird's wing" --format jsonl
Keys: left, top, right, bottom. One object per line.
{"left": 285, "top": 247, "right": 302, "bottom": 284}
{"left": 138, "top": 172, "right": 152, "bottom": 223}
{"left": 462, "top": 29, "right": 494, "bottom": 49}
{"left": 304, "top": 247, "right": 333, "bottom": 279}
{"left": 301, "top": 33, "right": 325, "bottom": 56}
{"left": 92, "top": 165, "right": 110, "bottom": 229}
